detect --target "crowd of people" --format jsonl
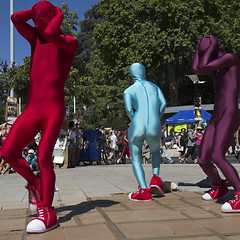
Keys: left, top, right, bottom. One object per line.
{"left": 175, "top": 123, "right": 204, "bottom": 164}
{"left": 1, "top": 120, "right": 240, "bottom": 172}
{"left": 66, "top": 121, "right": 131, "bottom": 166}
{"left": 0, "top": 123, "right": 40, "bottom": 175}
{"left": 161, "top": 122, "right": 240, "bottom": 165}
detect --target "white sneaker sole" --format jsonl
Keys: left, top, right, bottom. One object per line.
{"left": 202, "top": 190, "right": 229, "bottom": 201}
{"left": 221, "top": 202, "right": 240, "bottom": 213}
{"left": 26, "top": 223, "right": 59, "bottom": 234}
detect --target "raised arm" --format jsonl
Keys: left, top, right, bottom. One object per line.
{"left": 11, "top": 9, "right": 36, "bottom": 45}
{"left": 124, "top": 90, "right": 134, "bottom": 120}
{"left": 158, "top": 88, "right": 166, "bottom": 119}
{"left": 40, "top": 7, "right": 78, "bottom": 52}
{"left": 194, "top": 53, "right": 234, "bottom": 75}
{"left": 192, "top": 36, "right": 223, "bottom": 75}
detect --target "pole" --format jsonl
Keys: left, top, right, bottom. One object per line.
{"left": 10, "top": 0, "right": 15, "bottom": 97}
{"left": 106, "top": 104, "right": 110, "bottom": 127}
{"left": 73, "top": 96, "right": 76, "bottom": 114}
{"left": 19, "top": 97, "right": 21, "bottom": 114}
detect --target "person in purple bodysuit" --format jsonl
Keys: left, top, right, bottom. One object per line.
{"left": 192, "top": 35, "right": 240, "bottom": 212}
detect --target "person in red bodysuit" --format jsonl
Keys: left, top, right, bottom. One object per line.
{"left": 0, "top": 1, "right": 78, "bottom": 233}
{"left": 192, "top": 35, "right": 240, "bottom": 213}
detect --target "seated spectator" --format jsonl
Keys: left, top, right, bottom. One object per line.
{"left": 26, "top": 149, "right": 39, "bottom": 171}
{"left": 0, "top": 159, "right": 11, "bottom": 175}
{"left": 0, "top": 124, "right": 12, "bottom": 174}
{"left": 22, "top": 147, "right": 29, "bottom": 160}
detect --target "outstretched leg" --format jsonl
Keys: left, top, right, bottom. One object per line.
{"left": 211, "top": 114, "right": 240, "bottom": 191}
{"left": 198, "top": 121, "right": 224, "bottom": 185}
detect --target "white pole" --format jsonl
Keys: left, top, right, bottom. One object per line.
{"left": 73, "top": 96, "right": 76, "bottom": 114}
{"left": 10, "top": 0, "right": 15, "bottom": 97}
{"left": 19, "top": 97, "right": 21, "bottom": 114}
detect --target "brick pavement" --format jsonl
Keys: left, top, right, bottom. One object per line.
{"left": 1, "top": 160, "right": 240, "bottom": 239}
{"left": 1, "top": 191, "right": 240, "bottom": 239}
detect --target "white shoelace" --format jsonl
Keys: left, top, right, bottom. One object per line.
{"left": 38, "top": 209, "right": 45, "bottom": 221}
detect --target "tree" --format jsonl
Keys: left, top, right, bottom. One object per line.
{"left": 0, "top": 59, "right": 8, "bottom": 123}
{"left": 93, "top": 0, "right": 240, "bottom": 106}
{"left": 60, "top": 3, "right": 79, "bottom": 38}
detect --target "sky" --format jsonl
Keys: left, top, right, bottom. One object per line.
{"left": 0, "top": 0, "right": 100, "bottom": 66}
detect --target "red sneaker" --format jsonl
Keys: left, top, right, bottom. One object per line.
{"left": 128, "top": 186, "right": 152, "bottom": 201}
{"left": 149, "top": 174, "right": 164, "bottom": 195}
{"left": 221, "top": 191, "right": 240, "bottom": 212}
{"left": 202, "top": 181, "right": 229, "bottom": 200}
{"left": 26, "top": 205, "right": 58, "bottom": 233}
{"left": 26, "top": 174, "right": 41, "bottom": 212}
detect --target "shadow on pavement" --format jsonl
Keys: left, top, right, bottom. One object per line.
{"left": 55, "top": 199, "right": 119, "bottom": 224}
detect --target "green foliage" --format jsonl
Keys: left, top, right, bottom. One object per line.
{"left": 60, "top": 3, "right": 79, "bottom": 38}
{"left": 0, "top": 59, "right": 8, "bottom": 123}
{"left": 93, "top": 0, "right": 240, "bottom": 106}
{"left": 2, "top": 1, "right": 240, "bottom": 128}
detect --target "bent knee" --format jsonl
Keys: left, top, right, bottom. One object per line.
{"left": 211, "top": 150, "right": 224, "bottom": 164}
{"left": 198, "top": 154, "right": 210, "bottom": 167}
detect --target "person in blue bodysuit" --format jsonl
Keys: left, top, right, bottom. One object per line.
{"left": 124, "top": 63, "right": 166, "bottom": 201}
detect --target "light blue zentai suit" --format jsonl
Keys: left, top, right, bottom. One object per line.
{"left": 124, "top": 63, "right": 166, "bottom": 188}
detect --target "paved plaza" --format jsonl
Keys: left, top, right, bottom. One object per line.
{"left": 0, "top": 154, "right": 240, "bottom": 239}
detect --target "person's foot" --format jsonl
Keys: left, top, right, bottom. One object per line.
{"left": 179, "top": 158, "right": 186, "bottom": 164}
{"left": 221, "top": 191, "right": 240, "bottom": 212}
{"left": 116, "top": 158, "right": 121, "bottom": 164}
{"left": 202, "top": 181, "right": 229, "bottom": 200}
{"left": 26, "top": 205, "right": 58, "bottom": 233}
{"left": 149, "top": 174, "right": 164, "bottom": 195}
{"left": 168, "top": 159, "right": 174, "bottom": 164}
{"left": 128, "top": 186, "right": 152, "bottom": 201}
{"left": 26, "top": 173, "right": 41, "bottom": 212}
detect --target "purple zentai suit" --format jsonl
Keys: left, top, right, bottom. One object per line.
{"left": 192, "top": 35, "right": 240, "bottom": 191}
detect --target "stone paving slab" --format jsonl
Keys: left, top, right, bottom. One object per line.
{"left": 0, "top": 162, "right": 240, "bottom": 239}
{"left": 0, "top": 191, "right": 240, "bottom": 239}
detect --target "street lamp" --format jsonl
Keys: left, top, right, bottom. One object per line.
{"left": 186, "top": 75, "right": 205, "bottom": 122}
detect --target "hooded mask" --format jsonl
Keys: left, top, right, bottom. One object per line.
{"left": 32, "top": 1, "right": 56, "bottom": 30}
{"left": 130, "top": 63, "right": 146, "bottom": 82}
{"left": 198, "top": 35, "right": 220, "bottom": 59}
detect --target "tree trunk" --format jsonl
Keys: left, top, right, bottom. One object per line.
{"left": 168, "top": 62, "right": 178, "bottom": 106}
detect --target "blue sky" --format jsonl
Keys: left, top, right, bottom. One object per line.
{"left": 0, "top": 0, "right": 99, "bottom": 66}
